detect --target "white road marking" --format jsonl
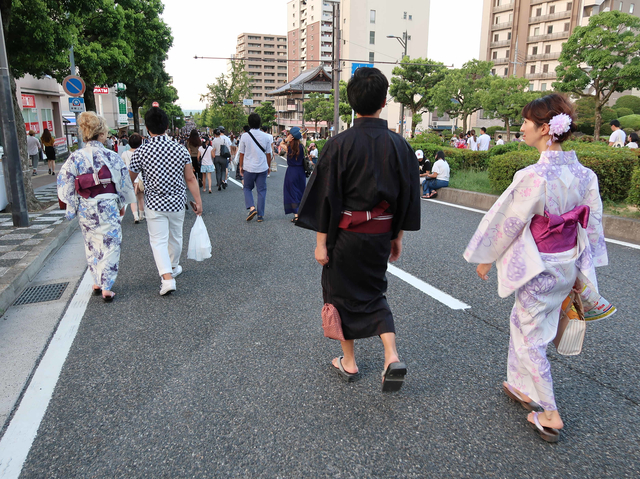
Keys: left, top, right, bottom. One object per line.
{"left": 0, "top": 270, "right": 93, "bottom": 479}
{"left": 278, "top": 164, "right": 288, "bottom": 168}
{"left": 227, "top": 177, "right": 242, "bottom": 188}
{"left": 387, "top": 264, "right": 471, "bottom": 310}
{"left": 425, "top": 198, "right": 640, "bottom": 250}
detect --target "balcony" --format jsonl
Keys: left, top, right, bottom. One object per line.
{"left": 490, "top": 40, "right": 511, "bottom": 48}
{"left": 321, "top": 44, "right": 332, "bottom": 53}
{"left": 492, "top": 57, "right": 509, "bottom": 65}
{"left": 321, "top": 24, "right": 333, "bottom": 33}
{"left": 529, "top": 0, "right": 548, "bottom": 5}
{"left": 491, "top": 21, "right": 513, "bottom": 31}
{"left": 493, "top": 2, "right": 514, "bottom": 13}
{"left": 525, "top": 52, "right": 561, "bottom": 61}
{"left": 528, "top": 10, "right": 572, "bottom": 24}
{"left": 525, "top": 72, "right": 557, "bottom": 80}
{"left": 527, "top": 31, "right": 570, "bottom": 42}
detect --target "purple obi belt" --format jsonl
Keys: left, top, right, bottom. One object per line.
{"left": 75, "top": 165, "right": 116, "bottom": 199}
{"left": 530, "top": 205, "right": 590, "bottom": 254}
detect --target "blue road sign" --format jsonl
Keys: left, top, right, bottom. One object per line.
{"left": 127, "top": 112, "right": 134, "bottom": 118}
{"left": 62, "top": 75, "right": 86, "bottom": 97}
{"left": 351, "top": 63, "right": 374, "bottom": 75}
{"left": 69, "top": 97, "right": 85, "bottom": 113}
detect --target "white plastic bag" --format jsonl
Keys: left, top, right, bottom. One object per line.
{"left": 187, "top": 216, "right": 212, "bottom": 261}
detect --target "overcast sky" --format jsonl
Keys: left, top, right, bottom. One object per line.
{"left": 162, "top": 0, "right": 483, "bottom": 111}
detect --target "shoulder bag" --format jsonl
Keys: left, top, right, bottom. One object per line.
{"left": 553, "top": 291, "right": 586, "bottom": 356}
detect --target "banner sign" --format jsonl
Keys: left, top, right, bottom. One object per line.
{"left": 21, "top": 94, "right": 36, "bottom": 108}
{"left": 93, "top": 87, "right": 109, "bottom": 94}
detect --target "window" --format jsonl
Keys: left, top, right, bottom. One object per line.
{"left": 543, "top": 64, "right": 549, "bottom": 73}
{"left": 536, "top": 7, "right": 542, "bottom": 16}
{"left": 507, "top": 32, "right": 511, "bottom": 40}
{"left": 534, "top": 27, "right": 540, "bottom": 35}
{"left": 504, "top": 67, "right": 508, "bottom": 75}
{"left": 532, "top": 46, "right": 538, "bottom": 55}
{"left": 506, "top": 49, "right": 510, "bottom": 58}
{"left": 564, "top": 22, "right": 570, "bottom": 31}
{"left": 529, "top": 83, "right": 534, "bottom": 90}
{"left": 631, "top": 4, "right": 636, "bottom": 13}
{"left": 530, "top": 65, "right": 536, "bottom": 74}
{"left": 278, "top": 73, "right": 287, "bottom": 76}
{"left": 494, "top": 33, "right": 499, "bottom": 42}
{"left": 264, "top": 36, "right": 274, "bottom": 40}
{"left": 541, "top": 83, "right": 547, "bottom": 91}
{"left": 403, "top": 11, "right": 407, "bottom": 19}
{"left": 547, "top": 25, "right": 553, "bottom": 34}
{"left": 370, "top": 31, "right": 375, "bottom": 44}
{"left": 549, "top": 5, "right": 555, "bottom": 14}
{"left": 369, "top": 52, "right": 375, "bottom": 62}
{"left": 370, "top": 10, "right": 376, "bottom": 23}
{"left": 567, "top": 2, "right": 573, "bottom": 11}
{"left": 620, "top": 1, "right": 624, "bottom": 10}
{"left": 491, "top": 68, "right": 496, "bottom": 75}
{"left": 409, "top": 15, "right": 412, "bottom": 20}
{"left": 495, "top": 16, "right": 500, "bottom": 24}
{"left": 493, "top": 51, "right": 498, "bottom": 59}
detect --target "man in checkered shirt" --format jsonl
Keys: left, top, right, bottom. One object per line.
{"left": 129, "top": 107, "right": 203, "bottom": 296}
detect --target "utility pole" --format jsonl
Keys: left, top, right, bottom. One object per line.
{"left": 332, "top": 1, "right": 341, "bottom": 137}
{"left": 69, "top": 46, "right": 84, "bottom": 149}
{"left": 387, "top": 30, "right": 409, "bottom": 138}
{"left": 0, "top": 10, "right": 29, "bottom": 226}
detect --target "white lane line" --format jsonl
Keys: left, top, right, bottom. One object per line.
{"left": 0, "top": 270, "right": 92, "bottom": 479}
{"left": 425, "top": 198, "right": 640, "bottom": 250}
{"left": 278, "top": 164, "right": 288, "bottom": 168}
{"left": 387, "top": 264, "right": 471, "bottom": 310}
{"left": 227, "top": 177, "right": 242, "bottom": 188}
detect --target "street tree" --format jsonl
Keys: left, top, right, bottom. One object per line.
{"left": 200, "top": 60, "right": 251, "bottom": 134}
{"left": 304, "top": 93, "right": 333, "bottom": 133}
{"left": 574, "top": 97, "right": 618, "bottom": 136}
{"left": 480, "top": 76, "right": 539, "bottom": 138}
{"left": 338, "top": 80, "right": 353, "bottom": 127}
{"left": 553, "top": 11, "right": 640, "bottom": 141}
{"left": 388, "top": 57, "right": 447, "bottom": 138}
{"left": 254, "top": 101, "right": 277, "bottom": 130}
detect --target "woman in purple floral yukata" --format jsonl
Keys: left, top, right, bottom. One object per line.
{"left": 464, "top": 94, "right": 608, "bottom": 442}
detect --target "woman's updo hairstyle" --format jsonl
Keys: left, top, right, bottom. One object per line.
{"left": 521, "top": 93, "right": 577, "bottom": 143}
{"left": 78, "top": 111, "right": 109, "bottom": 141}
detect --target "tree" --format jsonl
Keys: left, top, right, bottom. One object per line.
{"left": 614, "top": 95, "right": 640, "bottom": 114}
{"left": 304, "top": 93, "right": 333, "bottom": 133}
{"left": 432, "top": 60, "right": 493, "bottom": 133}
{"left": 574, "top": 97, "right": 618, "bottom": 136}
{"left": 254, "top": 101, "right": 277, "bottom": 129}
{"left": 554, "top": 11, "right": 640, "bottom": 140}
{"left": 388, "top": 57, "right": 447, "bottom": 138}
{"left": 480, "top": 76, "right": 540, "bottom": 138}
{"left": 200, "top": 60, "right": 251, "bottom": 134}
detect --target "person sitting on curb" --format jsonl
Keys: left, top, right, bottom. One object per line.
{"left": 422, "top": 150, "right": 450, "bottom": 199}
{"left": 416, "top": 150, "right": 432, "bottom": 196}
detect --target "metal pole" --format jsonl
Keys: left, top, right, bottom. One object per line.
{"left": 332, "top": 2, "right": 340, "bottom": 137}
{"left": 398, "top": 30, "right": 408, "bottom": 138}
{"left": 69, "top": 46, "right": 84, "bottom": 148}
{"left": 0, "top": 10, "right": 29, "bottom": 226}
{"left": 301, "top": 82, "right": 305, "bottom": 128}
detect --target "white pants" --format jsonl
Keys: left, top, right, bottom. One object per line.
{"left": 146, "top": 208, "right": 185, "bottom": 277}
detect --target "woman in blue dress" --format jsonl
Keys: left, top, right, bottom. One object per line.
{"left": 282, "top": 126, "right": 307, "bottom": 222}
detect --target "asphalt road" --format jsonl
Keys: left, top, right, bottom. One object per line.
{"left": 15, "top": 160, "right": 640, "bottom": 477}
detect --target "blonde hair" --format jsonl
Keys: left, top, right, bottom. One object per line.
{"left": 78, "top": 111, "right": 109, "bottom": 141}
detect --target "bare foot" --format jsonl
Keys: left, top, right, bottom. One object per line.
{"left": 528, "top": 410, "right": 563, "bottom": 430}
{"left": 383, "top": 355, "right": 400, "bottom": 371}
{"left": 332, "top": 357, "right": 358, "bottom": 374}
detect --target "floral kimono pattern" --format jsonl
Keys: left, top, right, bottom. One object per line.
{"left": 464, "top": 150, "right": 607, "bottom": 410}
{"left": 57, "top": 141, "right": 135, "bottom": 291}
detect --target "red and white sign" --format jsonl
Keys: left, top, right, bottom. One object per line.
{"left": 93, "top": 87, "right": 109, "bottom": 94}
{"left": 42, "top": 120, "right": 54, "bottom": 132}
{"left": 21, "top": 94, "right": 36, "bottom": 108}
{"left": 54, "top": 137, "right": 67, "bottom": 147}
{"left": 25, "top": 122, "right": 40, "bottom": 134}
{"left": 152, "top": 101, "right": 159, "bottom": 107}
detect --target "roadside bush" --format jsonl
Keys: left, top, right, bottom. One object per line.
{"left": 616, "top": 107, "right": 634, "bottom": 118}
{"left": 488, "top": 141, "right": 534, "bottom": 157}
{"left": 444, "top": 148, "right": 490, "bottom": 170}
{"left": 487, "top": 150, "right": 539, "bottom": 193}
{"left": 628, "top": 167, "right": 640, "bottom": 208}
{"left": 614, "top": 95, "right": 640, "bottom": 115}
{"left": 485, "top": 126, "right": 502, "bottom": 137}
{"left": 618, "top": 114, "right": 640, "bottom": 131}
{"left": 315, "top": 139, "right": 328, "bottom": 153}
{"left": 411, "top": 132, "right": 446, "bottom": 145}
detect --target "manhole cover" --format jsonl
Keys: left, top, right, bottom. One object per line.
{"left": 14, "top": 282, "right": 69, "bottom": 306}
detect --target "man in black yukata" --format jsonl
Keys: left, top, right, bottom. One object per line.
{"left": 296, "top": 67, "right": 421, "bottom": 392}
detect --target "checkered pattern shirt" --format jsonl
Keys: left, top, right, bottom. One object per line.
{"left": 129, "top": 135, "right": 191, "bottom": 212}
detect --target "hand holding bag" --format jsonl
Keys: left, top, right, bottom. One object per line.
{"left": 187, "top": 216, "right": 212, "bottom": 261}
{"left": 553, "top": 291, "right": 586, "bottom": 356}
{"left": 321, "top": 303, "right": 345, "bottom": 341}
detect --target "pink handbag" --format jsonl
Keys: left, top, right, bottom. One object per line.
{"left": 322, "top": 303, "right": 345, "bottom": 341}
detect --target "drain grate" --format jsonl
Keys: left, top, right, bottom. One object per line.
{"left": 14, "top": 282, "right": 69, "bottom": 306}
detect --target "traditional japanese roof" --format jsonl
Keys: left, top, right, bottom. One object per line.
{"left": 266, "top": 66, "right": 333, "bottom": 96}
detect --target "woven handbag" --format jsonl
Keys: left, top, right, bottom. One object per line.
{"left": 321, "top": 303, "right": 345, "bottom": 341}
{"left": 554, "top": 291, "right": 586, "bottom": 356}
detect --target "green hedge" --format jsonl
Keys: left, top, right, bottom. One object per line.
{"left": 628, "top": 167, "right": 640, "bottom": 207}
{"left": 618, "top": 114, "right": 640, "bottom": 131}
{"left": 488, "top": 146, "right": 638, "bottom": 201}
{"left": 315, "top": 139, "right": 328, "bottom": 154}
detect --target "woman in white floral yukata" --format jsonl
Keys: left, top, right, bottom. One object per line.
{"left": 58, "top": 112, "right": 135, "bottom": 302}
{"left": 464, "top": 94, "right": 608, "bottom": 442}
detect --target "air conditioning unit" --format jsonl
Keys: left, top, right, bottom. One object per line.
{"left": 433, "top": 122, "right": 438, "bottom": 127}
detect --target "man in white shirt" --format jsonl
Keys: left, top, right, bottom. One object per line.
{"left": 26, "top": 130, "right": 41, "bottom": 175}
{"left": 496, "top": 135, "right": 505, "bottom": 145}
{"left": 477, "top": 127, "right": 491, "bottom": 151}
{"left": 609, "top": 120, "right": 626, "bottom": 147}
{"left": 218, "top": 126, "right": 232, "bottom": 186}
{"left": 238, "top": 113, "right": 273, "bottom": 222}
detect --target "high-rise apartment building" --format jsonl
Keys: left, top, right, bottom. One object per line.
{"left": 234, "top": 33, "right": 288, "bottom": 109}
{"left": 480, "top": 0, "right": 640, "bottom": 92}
{"left": 287, "top": 0, "right": 430, "bottom": 135}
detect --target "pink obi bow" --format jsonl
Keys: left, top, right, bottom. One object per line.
{"left": 530, "top": 205, "right": 590, "bottom": 254}
{"left": 339, "top": 200, "right": 393, "bottom": 234}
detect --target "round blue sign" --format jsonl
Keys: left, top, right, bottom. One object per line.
{"left": 127, "top": 112, "right": 134, "bottom": 118}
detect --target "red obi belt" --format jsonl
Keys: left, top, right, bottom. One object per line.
{"left": 75, "top": 165, "right": 117, "bottom": 199}
{"left": 339, "top": 200, "right": 393, "bottom": 234}
{"left": 530, "top": 205, "right": 590, "bottom": 254}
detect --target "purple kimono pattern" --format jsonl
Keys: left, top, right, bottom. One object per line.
{"left": 464, "top": 150, "right": 608, "bottom": 410}
{"left": 57, "top": 141, "right": 135, "bottom": 291}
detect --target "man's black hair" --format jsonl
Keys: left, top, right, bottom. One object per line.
{"left": 347, "top": 67, "right": 388, "bottom": 116}
{"left": 243, "top": 124, "right": 251, "bottom": 132}
{"left": 515, "top": 132, "right": 520, "bottom": 138}
{"left": 248, "top": 113, "right": 262, "bottom": 129}
{"left": 129, "top": 133, "right": 143, "bottom": 149}
{"left": 213, "top": 128, "right": 220, "bottom": 136}
{"left": 481, "top": 127, "right": 487, "bottom": 133}
{"left": 610, "top": 119, "right": 621, "bottom": 128}
{"left": 260, "top": 126, "right": 268, "bottom": 132}
{"left": 144, "top": 107, "right": 169, "bottom": 134}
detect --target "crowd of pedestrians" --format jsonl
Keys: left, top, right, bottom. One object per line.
{"left": 53, "top": 67, "right": 621, "bottom": 445}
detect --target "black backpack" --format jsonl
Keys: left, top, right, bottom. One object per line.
{"left": 220, "top": 143, "right": 231, "bottom": 159}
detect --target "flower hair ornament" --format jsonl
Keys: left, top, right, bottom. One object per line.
{"left": 547, "top": 113, "right": 573, "bottom": 146}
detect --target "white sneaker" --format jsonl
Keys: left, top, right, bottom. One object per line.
{"left": 160, "top": 278, "right": 176, "bottom": 296}
{"left": 171, "top": 265, "right": 182, "bottom": 278}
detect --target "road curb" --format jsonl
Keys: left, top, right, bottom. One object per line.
{"left": 0, "top": 210, "right": 78, "bottom": 314}
{"left": 436, "top": 188, "right": 640, "bottom": 245}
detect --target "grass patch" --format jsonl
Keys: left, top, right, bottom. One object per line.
{"left": 449, "top": 169, "right": 494, "bottom": 195}
{"left": 602, "top": 200, "right": 640, "bottom": 220}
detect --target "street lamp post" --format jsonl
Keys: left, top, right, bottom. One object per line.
{"left": 387, "top": 31, "right": 409, "bottom": 137}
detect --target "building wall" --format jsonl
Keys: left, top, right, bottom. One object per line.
{"left": 15, "top": 75, "right": 65, "bottom": 139}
